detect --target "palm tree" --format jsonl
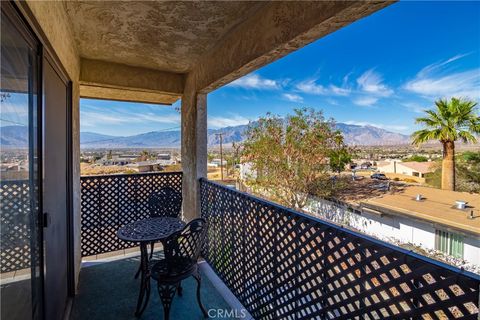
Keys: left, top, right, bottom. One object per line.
{"left": 412, "top": 97, "right": 480, "bottom": 191}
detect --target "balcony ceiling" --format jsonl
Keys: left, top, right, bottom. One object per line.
{"left": 64, "top": 1, "right": 266, "bottom": 74}
{"left": 52, "top": 1, "right": 393, "bottom": 104}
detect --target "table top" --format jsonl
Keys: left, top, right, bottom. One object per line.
{"left": 117, "top": 217, "right": 186, "bottom": 243}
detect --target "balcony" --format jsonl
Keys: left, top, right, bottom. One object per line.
{"left": 65, "top": 172, "right": 480, "bottom": 319}
{"left": 2, "top": 172, "right": 479, "bottom": 319}
{"left": 3, "top": 2, "right": 479, "bottom": 320}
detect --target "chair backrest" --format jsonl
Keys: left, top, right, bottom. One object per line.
{"left": 147, "top": 187, "right": 182, "bottom": 218}
{"left": 164, "top": 218, "right": 207, "bottom": 272}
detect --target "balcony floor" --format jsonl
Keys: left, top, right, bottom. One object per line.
{"left": 71, "top": 253, "right": 234, "bottom": 320}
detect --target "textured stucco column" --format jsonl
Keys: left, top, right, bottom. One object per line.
{"left": 181, "top": 80, "right": 207, "bottom": 221}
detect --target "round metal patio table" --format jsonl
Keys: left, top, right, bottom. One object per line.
{"left": 117, "top": 216, "right": 186, "bottom": 317}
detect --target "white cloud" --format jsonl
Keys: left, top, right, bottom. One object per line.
{"left": 208, "top": 115, "right": 250, "bottom": 129}
{"left": 80, "top": 110, "right": 180, "bottom": 127}
{"left": 403, "top": 54, "right": 480, "bottom": 99}
{"left": 401, "top": 102, "right": 427, "bottom": 114}
{"left": 416, "top": 53, "right": 470, "bottom": 78}
{"left": 343, "top": 72, "right": 353, "bottom": 84}
{"left": 329, "top": 85, "right": 351, "bottom": 96}
{"left": 0, "top": 101, "right": 28, "bottom": 116}
{"left": 282, "top": 93, "right": 304, "bottom": 103}
{"left": 0, "top": 102, "right": 29, "bottom": 126}
{"left": 326, "top": 98, "right": 339, "bottom": 106}
{"left": 344, "top": 121, "right": 409, "bottom": 132}
{"left": 404, "top": 68, "right": 480, "bottom": 99}
{"left": 134, "top": 112, "right": 180, "bottom": 124}
{"left": 296, "top": 80, "right": 351, "bottom": 96}
{"left": 353, "top": 97, "right": 378, "bottom": 107}
{"left": 80, "top": 111, "right": 130, "bottom": 126}
{"left": 296, "top": 80, "right": 327, "bottom": 95}
{"left": 356, "top": 69, "right": 393, "bottom": 97}
{"left": 228, "top": 74, "right": 279, "bottom": 90}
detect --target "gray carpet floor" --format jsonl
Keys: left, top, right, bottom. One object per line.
{"left": 71, "top": 253, "right": 234, "bottom": 320}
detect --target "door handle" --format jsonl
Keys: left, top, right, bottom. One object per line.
{"left": 43, "top": 212, "right": 51, "bottom": 228}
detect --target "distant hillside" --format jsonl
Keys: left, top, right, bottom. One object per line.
{"left": 81, "top": 132, "right": 117, "bottom": 143}
{"left": 78, "top": 122, "right": 411, "bottom": 148}
{"left": 0, "top": 123, "right": 413, "bottom": 149}
{"left": 207, "top": 125, "right": 250, "bottom": 146}
{"left": 335, "top": 123, "right": 410, "bottom": 146}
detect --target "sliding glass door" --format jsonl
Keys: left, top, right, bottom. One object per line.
{"left": 1, "top": 5, "right": 43, "bottom": 320}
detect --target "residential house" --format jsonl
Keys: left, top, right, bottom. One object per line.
{"left": 377, "top": 160, "right": 437, "bottom": 180}
{"left": 306, "top": 185, "right": 480, "bottom": 267}
{"left": 156, "top": 153, "right": 176, "bottom": 166}
{"left": 126, "top": 160, "right": 163, "bottom": 173}
{"left": 210, "top": 158, "right": 227, "bottom": 166}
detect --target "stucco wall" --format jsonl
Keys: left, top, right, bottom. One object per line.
{"left": 464, "top": 236, "right": 480, "bottom": 266}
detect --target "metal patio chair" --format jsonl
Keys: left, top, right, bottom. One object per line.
{"left": 150, "top": 218, "right": 208, "bottom": 320}
{"left": 148, "top": 187, "right": 182, "bottom": 219}
{"left": 134, "top": 187, "right": 183, "bottom": 279}
{"left": 147, "top": 187, "right": 182, "bottom": 257}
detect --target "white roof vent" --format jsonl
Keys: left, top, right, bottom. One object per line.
{"left": 415, "top": 194, "right": 423, "bottom": 201}
{"left": 455, "top": 200, "right": 467, "bottom": 210}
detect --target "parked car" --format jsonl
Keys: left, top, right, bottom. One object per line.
{"left": 360, "top": 162, "right": 372, "bottom": 169}
{"left": 371, "top": 173, "right": 388, "bottom": 180}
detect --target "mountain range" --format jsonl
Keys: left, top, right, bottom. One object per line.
{"left": 0, "top": 123, "right": 412, "bottom": 148}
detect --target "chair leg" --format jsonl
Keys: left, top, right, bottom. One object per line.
{"left": 157, "top": 283, "right": 177, "bottom": 320}
{"left": 193, "top": 272, "right": 208, "bottom": 318}
{"left": 134, "top": 262, "right": 142, "bottom": 279}
{"left": 149, "top": 241, "right": 155, "bottom": 259}
{"left": 177, "top": 282, "right": 183, "bottom": 297}
{"left": 138, "top": 277, "right": 151, "bottom": 316}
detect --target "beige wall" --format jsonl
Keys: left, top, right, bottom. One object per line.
{"left": 377, "top": 161, "right": 427, "bottom": 182}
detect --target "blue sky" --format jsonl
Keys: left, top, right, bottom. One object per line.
{"left": 78, "top": 1, "right": 480, "bottom": 136}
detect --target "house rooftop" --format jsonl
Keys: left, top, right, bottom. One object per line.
{"left": 360, "top": 186, "right": 480, "bottom": 235}
{"left": 398, "top": 161, "right": 437, "bottom": 173}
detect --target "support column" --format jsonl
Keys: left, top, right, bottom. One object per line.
{"left": 181, "top": 78, "right": 207, "bottom": 221}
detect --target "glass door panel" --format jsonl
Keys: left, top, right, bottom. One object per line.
{"left": 1, "top": 6, "right": 43, "bottom": 320}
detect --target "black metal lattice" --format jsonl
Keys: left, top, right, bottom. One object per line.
{"left": 80, "top": 172, "right": 182, "bottom": 257}
{"left": 200, "top": 178, "right": 480, "bottom": 320}
{"left": 0, "top": 180, "right": 31, "bottom": 273}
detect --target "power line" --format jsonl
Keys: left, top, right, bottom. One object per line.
{"left": 0, "top": 118, "right": 27, "bottom": 126}
{"left": 156, "top": 126, "right": 181, "bottom": 132}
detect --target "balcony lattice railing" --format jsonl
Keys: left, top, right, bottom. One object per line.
{"left": 200, "top": 178, "right": 480, "bottom": 320}
{"left": 4, "top": 172, "right": 480, "bottom": 318}
{"left": 0, "top": 173, "right": 184, "bottom": 272}
{"left": 80, "top": 172, "right": 182, "bottom": 257}
{"left": 0, "top": 180, "right": 31, "bottom": 273}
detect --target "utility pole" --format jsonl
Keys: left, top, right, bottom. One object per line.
{"left": 216, "top": 133, "right": 224, "bottom": 181}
